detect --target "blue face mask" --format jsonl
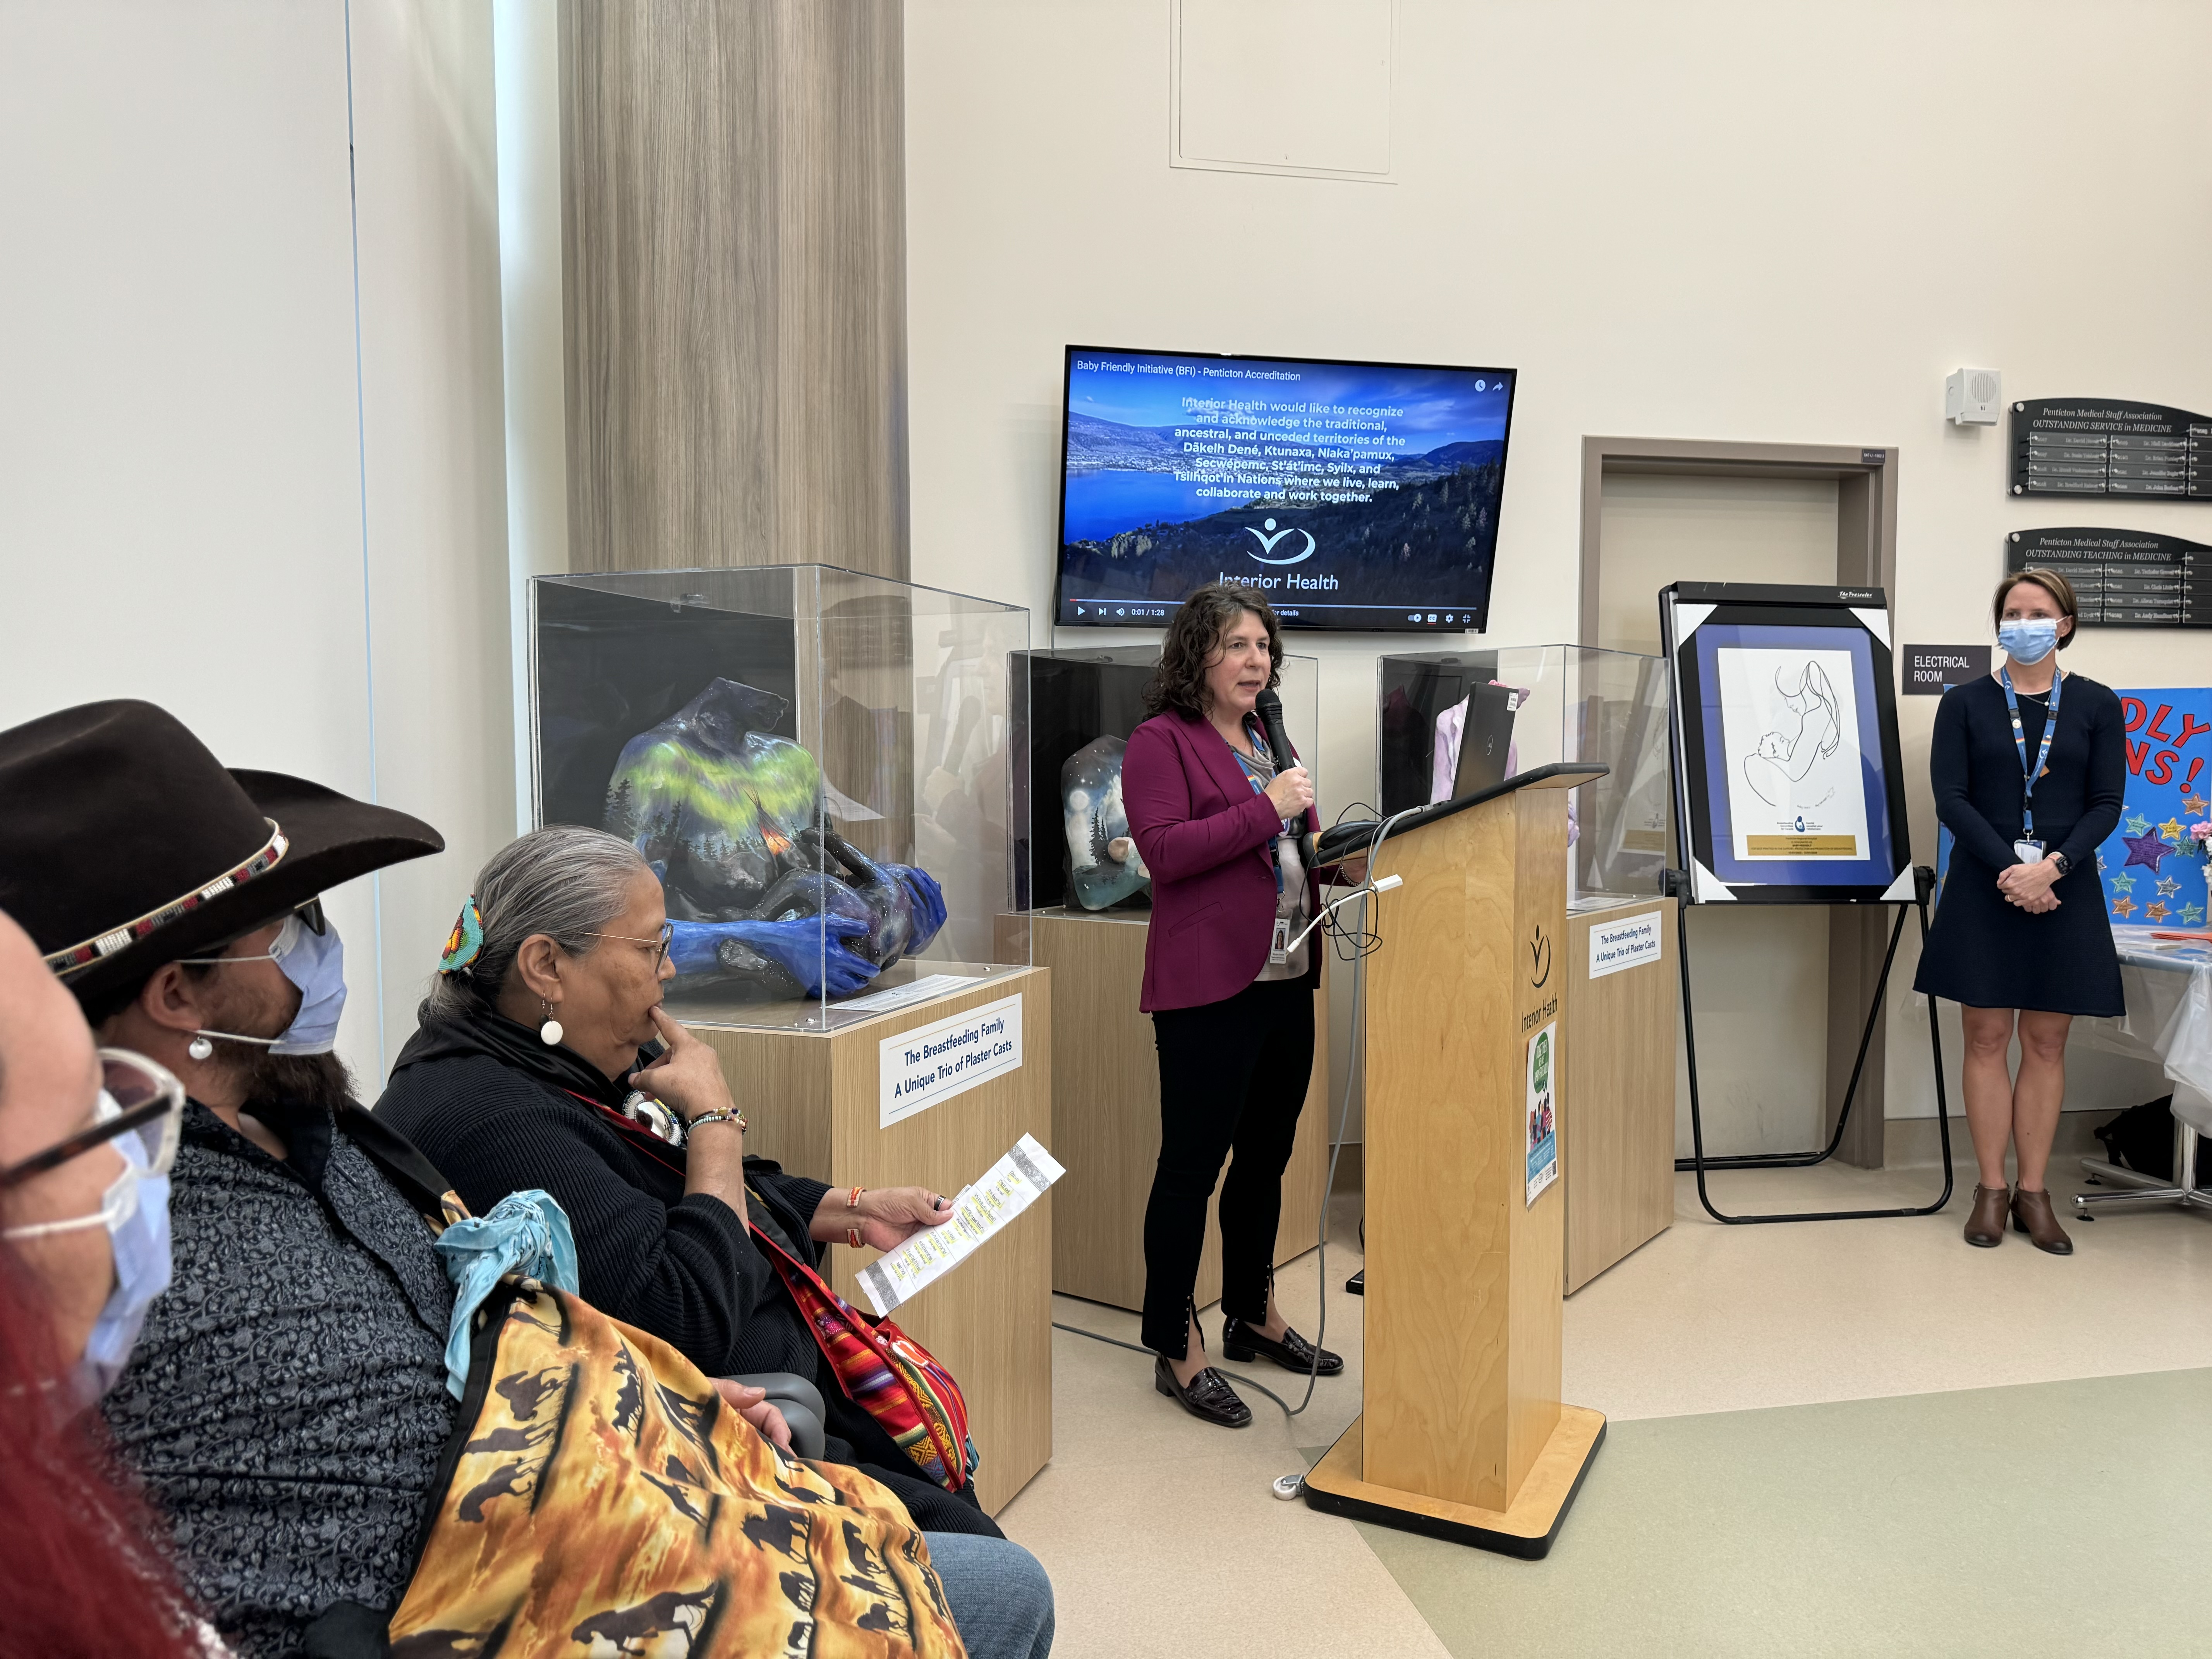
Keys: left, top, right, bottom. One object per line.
{"left": 2, "top": 1091, "right": 176, "bottom": 1401}
{"left": 1998, "top": 617, "right": 2060, "bottom": 665}
{"left": 187, "top": 913, "right": 349, "bottom": 1057}
{"left": 266, "top": 915, "right": 347, "bottom": 1055}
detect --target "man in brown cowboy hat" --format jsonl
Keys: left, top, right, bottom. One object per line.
{"left": 0, "top": 698, "right": 463, "bottom": 1654}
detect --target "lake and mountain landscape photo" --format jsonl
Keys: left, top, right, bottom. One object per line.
{"left": 1054, "top": 347, "right": 1517, "bottom": 631}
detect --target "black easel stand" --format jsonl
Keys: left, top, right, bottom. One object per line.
{"left": 1671, "top": 864, "right": 1955, "bottom": 1225}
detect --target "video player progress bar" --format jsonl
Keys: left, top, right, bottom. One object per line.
{"left": 1068, "top": 603, "right": 1476, "bottom": 619}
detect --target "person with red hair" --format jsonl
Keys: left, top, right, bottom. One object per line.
{"left": 0, "top": 906, "right": 215, "bottom": 1657}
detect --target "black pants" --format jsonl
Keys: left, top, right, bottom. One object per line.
{"left": 1140, "top": 975, "right": 1316, "bottom": 1356}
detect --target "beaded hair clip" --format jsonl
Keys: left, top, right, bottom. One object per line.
{"left": 440, "top": 895, "right": 485, "bottom": 975}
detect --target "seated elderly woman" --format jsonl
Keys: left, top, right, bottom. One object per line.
{"left": 375, "top": 824, "right": 999, "bottom": 1537}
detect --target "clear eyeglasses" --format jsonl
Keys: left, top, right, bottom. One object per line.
{"left": 0, "top": 1048, "right": 188, "bottom": 1191}
{"left": 586, "top": 920, "right": 676, "bottom": 970}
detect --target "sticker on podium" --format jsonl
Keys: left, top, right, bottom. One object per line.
{"left": 1587, "top": 912, "right": 1662, "bottom": 979}
{"left": 855, "top": 1134, "right": 1065, "bottom": 1315}
{"left": 880, "top": 993, "right": 1022, "bottom": 1128}
{"left": 1525, "top": 1020, "right": 1559, "bottom": 1207}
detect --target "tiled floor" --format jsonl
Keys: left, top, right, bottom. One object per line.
{"left": 994, "top": 1168, "right": 2212, "bottom": 1657}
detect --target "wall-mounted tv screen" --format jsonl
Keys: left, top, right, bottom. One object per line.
{"left": 1054, "top": 345, "right": 1516, "bottom": 632}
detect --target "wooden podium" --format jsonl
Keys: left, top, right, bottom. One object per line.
{"left": 1302, "top": 765, "right": 1607, "bottom": 1558}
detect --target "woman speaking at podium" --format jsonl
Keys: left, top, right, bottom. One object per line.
{"left": 1913, "top": 569, "right": 2124, "bottom": 1256}
{"left": 1123, "top": 582, "right": 1347, "bottom": 1428}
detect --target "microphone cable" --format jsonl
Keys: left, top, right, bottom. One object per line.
{"left": 1051, "top": 802, "right": 1419, "bottom": 1471}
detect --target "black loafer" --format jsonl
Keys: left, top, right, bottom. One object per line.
{"left": 1221, "top": 1316, "right": 1344, "bottom": 1376}
{"left": 1154, "top": 1355, "right": 1252, "bottom": 1427}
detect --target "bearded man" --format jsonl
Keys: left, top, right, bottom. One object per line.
{"left": 0, "top": 700, "right": 468, "bottom": 1656}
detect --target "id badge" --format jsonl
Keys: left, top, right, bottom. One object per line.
{"left": 1269, "top": 918, "right": 1292, "bottom": 965}
{"left": 2013, "top": 838, "right": 2045, "bottom": 864}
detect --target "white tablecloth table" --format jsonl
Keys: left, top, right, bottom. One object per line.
{"left": 2073, "top": 926, "right": 2212, "bottom": 1207}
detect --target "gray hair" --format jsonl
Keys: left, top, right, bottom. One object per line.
{"left": 424, "top": 824, "right": 649, "bottom": 1023}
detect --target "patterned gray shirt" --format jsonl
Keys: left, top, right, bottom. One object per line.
{"left": 101, "top": 1104, "right": 458, "bottom": 1658}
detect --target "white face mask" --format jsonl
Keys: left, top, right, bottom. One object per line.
{"left": 2, "top": 1089, "right": 176, "bottom": 1400}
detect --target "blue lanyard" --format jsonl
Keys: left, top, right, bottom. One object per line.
{"left": 1231, "top": 722, "right": 1293, "bottom": 895}
{"left": 1999, "top": 667, "right": 2061, "bottom": 839}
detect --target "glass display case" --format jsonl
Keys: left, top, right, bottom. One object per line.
{"left": 532, "top": 565, "right": 1029, "bottom": 1032}
{"left": 1378, "top": 645, "right": 1671, "bottom": 908}
{"left": 1012, "top": 646, "right": 1322, "bottom": 916}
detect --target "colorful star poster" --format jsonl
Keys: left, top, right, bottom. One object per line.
{"left": 2099, "top": 687, "right": 2212, "bottom": 929}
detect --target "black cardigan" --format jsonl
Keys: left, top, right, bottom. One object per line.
{"left": 375, "top": 1009, "right": 830, "bottom": 1381}
{"left": 1930, "top": 670, "right": 2126, "bottom": 873}
{"left": 374, "top": 1005, "right": 1002, "bottom": 1537}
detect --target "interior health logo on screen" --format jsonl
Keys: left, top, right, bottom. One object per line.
{"left": 1243, "top": 517, "right": 1317, "bottom": 566}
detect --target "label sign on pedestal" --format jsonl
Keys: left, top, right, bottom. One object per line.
{"left": 1525, "top": 1020, "right": 1558, "bottom": 1206}
{"left": 880, "top": 994, "right": 1023, "bottom": 1128}
{"left": 1587, "top": 912, "right": 1662, "bottom": 979}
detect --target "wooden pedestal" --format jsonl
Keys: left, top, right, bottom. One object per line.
{"left": 693, "top": 967, "right": 1053, "bottom": 1515}
{"left": 1301, "top": 771, "right": 1603, "bottom": 1557}
{"left": 996, "top": 908, "right": 1331, "bottom": 1314}
{"left": 1561, "top": 899, "right": 1678, "bottom": 1293}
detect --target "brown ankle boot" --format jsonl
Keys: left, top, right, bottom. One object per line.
{"left": 1963, "top": 1184, "right": 2009, "bottom": 1247}
{"left": 2011, "top": 1187, "right": 2074, "bottom": 1255}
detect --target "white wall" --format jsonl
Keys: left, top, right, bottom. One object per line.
{"left": 903, "top": 0, "right": 2212, "bottom": 1133}
{"left": 0, "top": 0, "right": 513, "bottom": 1089}
{"left": 349, "top": 0, "right": 516, "bottom": 1074}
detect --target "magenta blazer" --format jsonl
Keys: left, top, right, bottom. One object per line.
{"left": 1123, "top": 708, "right": 1324, "bottom": 1012}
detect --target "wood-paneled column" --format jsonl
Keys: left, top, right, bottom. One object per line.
{"left": 559, "top": 0, "right": 908, "bottom": 577}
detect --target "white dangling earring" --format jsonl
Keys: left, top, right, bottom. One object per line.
{"left": 187, "top": 1034, "right": 215, "bottom": 1061}
{"left": 539, "top": 999, "right": 564, "bottom": 1047}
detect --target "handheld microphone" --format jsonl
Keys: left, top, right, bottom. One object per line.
{"left": 1252, "top": 687, "right": 1317, "bottom": 870}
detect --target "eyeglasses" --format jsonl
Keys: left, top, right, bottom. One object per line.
{"left": 584, "top": 920, "right": 675, "bottom": 970}
{"left": 0, "top": 1049, "right": 188, "bottom": 1190}
{"left": 177, "top": 898, "right": 328, "bottom": 968}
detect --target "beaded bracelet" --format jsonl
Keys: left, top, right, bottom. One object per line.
{"left": 687, "top": 1106, "right": 748, "bottom": 1134}
{"left": 846, "top": 1187, "right": 866, "bottom": 1249}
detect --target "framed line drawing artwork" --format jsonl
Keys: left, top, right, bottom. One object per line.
{"left": 1661, "top": 581, "right": 1915, "bottom": 906}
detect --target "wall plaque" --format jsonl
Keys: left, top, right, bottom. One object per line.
{"left": 1901, "top": 644, "right": 1991, "bottom": 694}
{"left": 2007, "top": 528, "right": 2210, "bottom": 630}
{"left": 2009, "top": 399, "right": 2212, "bottom": 500}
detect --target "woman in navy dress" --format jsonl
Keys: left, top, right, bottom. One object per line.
{"left": 1913, "top": 569, "right": 2124, "bottom": 1255}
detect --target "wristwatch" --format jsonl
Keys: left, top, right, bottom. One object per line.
{"left": 2049, "top": 851, "right": 2071, "bottom": 877}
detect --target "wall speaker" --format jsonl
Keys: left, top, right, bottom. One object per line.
{"left": 1945, "top": 367, "right": 2002, "bottom": 426}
